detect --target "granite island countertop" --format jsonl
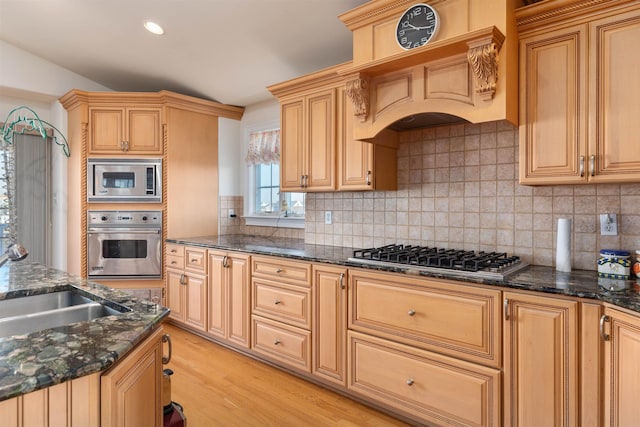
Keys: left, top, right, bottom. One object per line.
{"left": 0, "top": 262, "right": 169, "bottom": 402}
{"left": 168, "top": 234, "right": 640, "bottom": 314}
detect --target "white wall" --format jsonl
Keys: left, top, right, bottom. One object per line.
{"left": 1, "top": 41, "right": 112, "bottom": 270}
{"left": 218, "top": 117, "right": 242, "bottom": 196}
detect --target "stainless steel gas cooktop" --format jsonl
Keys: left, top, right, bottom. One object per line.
{"left": 348, "top": 244, "right": 528, "bottom": 280}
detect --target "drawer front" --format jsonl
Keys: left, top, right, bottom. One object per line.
{"left": 251, "top": 316, "right": 311, "bottom": 372}
{"left": 165, "top": 243, "right": 184, "bottom": 257}
{"left": 185, "top": 247, "right": 207, "bottom": 273}
{"left": 252, "top": 256, "right": 311, "bottom": 287}
{"left": 165, "top": 254, "right": 184, "bottom": 270}
{"left": 348, "top": 331, "right": 501, "bottom": 427}
{"left": 349, "top": 270, "right": 501, "bottom": 367}
{"left": 252, "top": 279, "right": 311, "bottom": 329}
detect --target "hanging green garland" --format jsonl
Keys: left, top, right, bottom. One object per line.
{"left": 1, "top": 106, "right": 70, "bottom": 157}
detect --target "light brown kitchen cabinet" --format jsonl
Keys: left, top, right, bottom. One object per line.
{"left": 349, "top": 269, "right": 502, "bottom": 367}
{"left": 251, "top": 255, "right": 312, "bottom": 372}
{"left": 336, "top": 86, "right": 396, "bottom": 191}
{"left": 348, "top": 330, "right": 501, "bottom": 427}
{"left": 518, "top": 1, "right": 640, "bottom": 185}
{"left": 165, "top": 245, "right": 207, "bottom": 332}
{"left": 0, "top": 373, "right": 100, "bottom": 427}
{"left": 88, "top": 105, "right": 163, "bottom": 155}
{"left": 602, "top": 305, "right": 640, "bottom": 427}
{"left": 269, "top": 63, "right": 397, "bottom": 193}
{"left": 312, "top": 264, "right": 347, "bottom": 387}
{"left": 207, "top": 250, "right": 251, "bottom": 348}
{"left": 503, "top": 291, "right": 579, "bottom": 427}
{"left": 280, "top": 89, "right": 335, "bottom": 191}
{"left": 101, "top": 326, "right": 165, "bottom": 427}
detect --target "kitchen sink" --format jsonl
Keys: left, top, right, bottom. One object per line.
{"left": 0, "top": 289, "right": 126, "bottom": 338}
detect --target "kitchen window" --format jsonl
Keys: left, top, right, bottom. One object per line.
{"left": 245, "top": 129, "right": 304, "bottom": 228}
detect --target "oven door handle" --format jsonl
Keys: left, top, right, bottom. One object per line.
{"left": 87, "top": 229, "right": 161, "bottom": 234}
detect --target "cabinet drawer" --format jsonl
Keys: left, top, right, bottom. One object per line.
{"left": 252, "top": 278, "right": 311, "bottom": 329}
{"left": 166, "top": 243, "right": 184, "bottom": 257}
{"left": 349, "top": 269, "right": 502, "bottom": 367}
{"left": 251, "top": 316, "right": 311, "bottom": 372}
{"left": 348, "top": 331, "right": 501, "bottom": 427}
{"left": 252, "top": 256, "right": 311, "bottom": 287}
{"left": 185, "top": 247, "right": 206, "bottom": 273}
{"left": 165, "top": 254, "right": 184, "bottom": 270}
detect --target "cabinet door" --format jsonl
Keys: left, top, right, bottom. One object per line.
{"left": 337, "top": 86, "right": 373, "bottom": 190}
{"left": 312, "top": 265, "right": 347, "bottom": 386}
{"left": 228, "top": 254, "right": 251, "bottom": 348}
{"left": 519, "top": 25, "right": 588, "bottom": 185}
{"left": 503, "top": 292, "right": 578, "bottom": 427}
{"left": 185, "top": 272, "right": 207, "bottom": 332}
{"left": 589, "top": 9, "right": 640, "bottom": 182}
{"left": 89, "top": 107, "right": 126, "bottom": 153}
{"left": 126, "top": 108, "right": 162, "bottom": 154}
{"left": 207, "top": 251, "right": 227, "bottom": 339}
{"left": 166, "top": 269, "right": 185, "bottom": 323}
{"left": 101, "top": 327, "right": 164, "bottom": 427}
{"left": 280, "top": 99, "right": 305, "bottom": 191}
{"left": 603, "top": 307, "right": 640, "bottom": 427}
{"left": 306, "top": 90, "right": 335, "bottom": 190}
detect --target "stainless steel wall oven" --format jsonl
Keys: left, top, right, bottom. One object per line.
{"left": 87, "top": 210, "right": 162, "bottom": 279}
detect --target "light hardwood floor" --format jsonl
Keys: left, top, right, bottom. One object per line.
{"left": 163, "top": 323, "right": 413, "bottom": 427}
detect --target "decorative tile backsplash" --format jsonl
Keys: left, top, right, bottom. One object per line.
{"left": 219, "top": 196, "right": 304, "bottom": 239}
{"left": 304, "top": 120, "right": 640, "bottom": 271}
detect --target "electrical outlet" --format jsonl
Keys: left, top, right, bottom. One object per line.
{"left": 325, "top": 211, "right": 332, "bottom": 225}
{"left": 228, "top": 208, "right": 236, "bottom": 218}
{"left": 600, "top": 213, "right": 618, "bottom": 235}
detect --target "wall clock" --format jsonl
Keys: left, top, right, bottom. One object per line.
{"left": 395, "top": 3, "right": 440, "bottom": 50}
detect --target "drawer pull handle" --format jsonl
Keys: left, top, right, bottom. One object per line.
{"left": 406, "top": 379, "right": 414, "bottom": 386}
{"left": 590, "top": 155, "right": 595, "bottom": 176}
{"left": 274, "top": 339, "right": 281, "bottom": 345}
{"left": 276, "top": 268, "right": 283, "bottom": 274}
{"left": 274, "top": 300, "right": 281, "bottom": 305}
{"left": 162, "top": 334, "right": 172, "bottom": 364}
{"left": 504, "top": 298, "right": 509, "bottom": 320}
{"left": 179, "top": 273, "right": 185, "bottom": 285}
{"left": 407, "top": 309, "right": 416, "bottom": 316}
{"left": 600, "top": 314, "right": 611, "bottom": 341}
{"left": 191, "top": 259, "right": 198, "bottom": 263}
{"left": 339, "top": 273, "right": 345, "bottom": 290}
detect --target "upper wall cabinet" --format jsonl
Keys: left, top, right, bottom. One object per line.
{"left": 89, "top": 106, "right": 162, "bottom": 155}
{"left": 518, "top": 0, "right": 640, "bottom": 185}
{"left": 269, "top": 63, "right": 397, "bottom": 192}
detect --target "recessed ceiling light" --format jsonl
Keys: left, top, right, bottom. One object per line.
{"left": 144, "top": 20, "right": 165, "bottom": 35}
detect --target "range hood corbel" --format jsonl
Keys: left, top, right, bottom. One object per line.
{"left": 338, "top": 0, "right": 518, "bottom": 141}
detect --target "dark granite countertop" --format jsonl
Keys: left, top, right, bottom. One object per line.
{"left": 168, "top": 234, "right": 640, "bottom": 314}
{"left": 0, "top": 262, "right": 169, "bottom": 402}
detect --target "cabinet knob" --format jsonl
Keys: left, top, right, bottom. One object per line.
{"left": 170, "top": 249, "right": 177, "bottom": 253}
{"left": 276, "top": 268, "right": 283, "bottom": 274}
{"left": 171, "top": 261, "right": 177, "bottom": 265}
{"left": 274, "top": 339, "right": 281, "bottom": 346}
{"left": 406, "top": 378, "right": 415, "bottom": 386}
{"left": 274, "top": 299, "right": 281, "bottom": 305}
{"left": 407, "top": 309, "right": 416, "bottom": 316}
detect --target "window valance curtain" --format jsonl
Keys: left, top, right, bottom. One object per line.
{"left": 245, "top": 129, "right": 280, "bottom": 165}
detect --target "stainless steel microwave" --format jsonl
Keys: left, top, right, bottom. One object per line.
{"left": 87, "top": 158, "right": 162, "bottom": 203}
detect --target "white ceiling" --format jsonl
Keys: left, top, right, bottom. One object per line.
{"left": 0, "top": 0, "right": 369, "bottom": 107}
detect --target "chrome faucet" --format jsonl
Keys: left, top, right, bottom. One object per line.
{"left": 0, "top": 243, "right": 29, "bottom": 268}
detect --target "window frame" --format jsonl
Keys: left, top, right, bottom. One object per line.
{"left": 243, "top": 123, "right": 304, "bottom": 229}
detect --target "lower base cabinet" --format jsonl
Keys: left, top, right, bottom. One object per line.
{"left": 503, "top": 292, "right": 579, "bottom": 427}
{"left": 0, "top": 326, "right": 165, "bottom": 427}
{"left": 603, "top": 306, "right": 640, "bottom": 427}
{"left": 348, "top": 331, "right": 501, "bottom": 427}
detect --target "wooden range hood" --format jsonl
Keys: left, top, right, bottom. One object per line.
{"left": 338, "top": 0, "right": 520, "bottom": 143}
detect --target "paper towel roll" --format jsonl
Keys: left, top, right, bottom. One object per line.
{"left": 556, "top": 218, "right": 572, "bottom": 272}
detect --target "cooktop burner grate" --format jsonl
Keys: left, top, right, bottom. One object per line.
{"left": 349, "top": 244, "right": 527, "bottom": 280}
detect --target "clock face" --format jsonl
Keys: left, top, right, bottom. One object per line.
{"left": 396, "top": 3, "right": 440, "bottom": 50}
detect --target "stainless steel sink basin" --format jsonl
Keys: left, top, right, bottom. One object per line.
{"left": 0, "top": 289, "right": 126, "bottom": 338}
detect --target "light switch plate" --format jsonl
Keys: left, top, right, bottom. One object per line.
{"left": 600, "top": 213, "right": 618, "bottom": 235}
{"left": 325, "top": 211, "right": 332, "bottom": 225}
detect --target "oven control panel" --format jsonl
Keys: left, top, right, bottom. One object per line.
{"left": 87, "top": 210, "right": 162, "bottom": 226}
